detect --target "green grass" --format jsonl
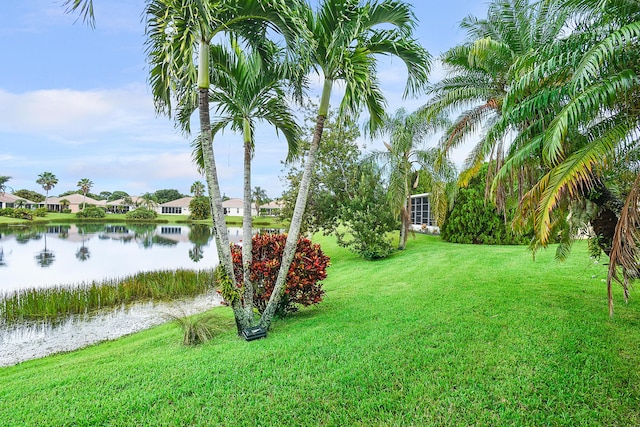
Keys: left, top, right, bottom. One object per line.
{"left": 0, "top": 235, "right": 638, "bottom": 426}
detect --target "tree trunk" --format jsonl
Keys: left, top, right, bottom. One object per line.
{"left": 259, "top": 78, "right": 333, "bottom": 330}
{"left": 586, "top": 180, "right": 623, "bottom": 256}
{"left": 242, "top": 118, "right": 255, "bottom": 324}
{"left": 197, "top": 40, "right": 251, "bottom": 333}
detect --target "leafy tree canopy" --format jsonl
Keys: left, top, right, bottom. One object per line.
{"left": 154, "top": 189, "right": 185, "bottom": 204}
{"left": 107, "top": 191, "right": 130, "bottom": 202}
{"left": 12, "top": 189, "right": 45, "bottom": 203}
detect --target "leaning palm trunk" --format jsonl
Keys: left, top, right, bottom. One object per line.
{"left": 242, "top": 118, "right": 255, "bottom": 322}
{"left": 197, "top": 43, "right": 251, "bottom": 332}
{"left": 259, "top": 79, "right": 332, "bottom": 330}
{"left": 607, "top": 174, "right": 640, "bottom": 317}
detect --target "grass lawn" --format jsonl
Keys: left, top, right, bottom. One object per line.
{"left": 0, "top": 235, "right": 638, "bottom": 426}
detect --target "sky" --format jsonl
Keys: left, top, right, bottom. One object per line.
{"left": 0, "top": 1, "right": 489, "bottom": 200}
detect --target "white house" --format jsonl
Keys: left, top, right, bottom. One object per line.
{"left": 159, "top": 197, "right": 193, "bottom": 215}
{"left": 260, "top": 200, "right": 284, "bottom": 216}
{"left": 104, "top": 196, "right": 148, "bottom": 213}
{"left": 222, "top": 198, "right": 258, "bottom": 217}
{"left": 410, "top": 193, "right": 439, "bottom": 233}
{"left": 0, "top": 193, "right": 38, "bottom": 209}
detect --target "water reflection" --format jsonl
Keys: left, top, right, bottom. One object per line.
{"left": 0, "top": 223, "right": 228, "bottom": 293}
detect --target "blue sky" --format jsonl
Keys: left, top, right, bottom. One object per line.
{"left": 0, "top": 1, "right": 488, "bottom": 199}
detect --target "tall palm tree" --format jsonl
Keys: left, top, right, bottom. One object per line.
{"left": 190, "top": 181, "right": 206, "bottom": 197}
{"left": 189, "top": 38, "right": 301, "bottom": 322}
{"left": 77, "top": 178, "right": 93, "bottom": 210}
{"left": 260, "top": 0, "right": 431, "bottom": 329}
{"left": 145, "top": 0, "right": 305, "bottom": 332}
{"left": 36, "top": 172, "right": 58, "bottom": 208}
{"left": 422, "top": 0, "right": 569, "bottom": 206}
{"left": 370, "top": 108, "right": 455, "bottom": 249}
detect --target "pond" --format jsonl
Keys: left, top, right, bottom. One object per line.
{"left": 0, "top": 222, "right": 236, "bottom": 292}
{"left": 0, "top": 222, "right": 262, "bottom": 366}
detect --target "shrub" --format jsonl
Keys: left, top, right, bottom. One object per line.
{"left": 167, "top": 311, "right": 233, "bottom": 346}
{"left": 189, "top": 196, "right": 210, "bottom": 220}
{"left": 126, "top": 208, "right": 158, "bottom": 220}
{"left": 76, "top": 206, "right": 106, "bottom": 219}
{"left": 0, "top": 208, "right": 32, "bottom": 220}
{"left": 34, "top": 207, "right": 47, "bottom": 217}
{"left": 228, "top": 233, "right": 330, "bottom": 316}
{"left": 62, "top": 208, "right": 72, "bottom": 214}
{"left": 441, "top": 166, "right": 531, "bottom": 245}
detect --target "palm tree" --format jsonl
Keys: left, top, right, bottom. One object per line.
{"left": 77, "top": 178, "right": 93, "bottom": 210}
{"left": 138, "top": 193, "right": 159, "bottom": 210}
{"left": 0, "top": 176, "right": 10, "bottom": 196}
{"left": 259, "top": 0, "right": 431, "bottom": 329}
{"left": 252, "top": 187, "right": 269, "bottom": 216}
{"left": 188, "top": 38, "right": 301, "bottom": 321}
{"left": 492, "top": 0, "right": 640, "bottom": 315}
{"left": 36, "top": 172, "right": 58, "bottom": 208}
{"left": 145, "top": 0, "right": 304, "bottom": 332}
{"left": 60, "top": 198, "right": 70, "bottom": 212}
{"left": 190, "top": 181, "right": 206, "bottom": 197}
{"left": 422, "top": 0, "right": 570, "bottom": 206}
{"left": 370, "top": 108, "right": 455, "bottom": 249}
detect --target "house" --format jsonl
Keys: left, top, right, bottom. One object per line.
{"left": 260, "top": 200, "right": 284, "bottom": 216}
{"left": 222, "top": 198, "right": 258, "bottom": 217}
{"left": 46, "top": 194, "right": 105, "bottom": 213}
{"left": 104, "top": 196, "right": 147, "bottom": 213}
{"left": 410, "top": 193, "right": 439, "bottom": 233}
{"left": 0, "top": 193, "right": 39, "bottom": 209}
{"left": 159, "top": 197, "right": 193, "bottom": 215}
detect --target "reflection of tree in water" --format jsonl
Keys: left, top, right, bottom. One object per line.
{"left": 14, "top": 228, "right": 43, "bottom": 244}
{"left": 0, "top": 247, "right": 6, "bottom": 267}
{"left": 76, "top": 245, "right": 90, "bottom": 261}
{"left": 35, "top": 233, "right": 55, "bottom": 268}
{"left": 188, "top": 224, "right": 212, "bottom": 263}
{"left": 76, "top": 230, "right": 90, "bottom": 262}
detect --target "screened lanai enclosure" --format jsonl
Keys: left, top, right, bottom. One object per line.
{"left": 410, "top": 193, "right": 438, "bottom": 233}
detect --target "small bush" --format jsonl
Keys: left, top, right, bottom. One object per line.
{"left": 62, "top": 208, "right": 72, "bottom": 214}
{"left": 34, "top": 207, "right": 47, "bottom": 217}
{"left": 76, "top": 206, "right": 106, "bottom": 219}
{"left": 0, "top": 208, "right": 32, "bottom": 220}
{"left": 167, "top": 311, "right": 232, "bottom": 345}
{"left": 227, "top": 233, "right": 330, "bottom": 316}
{"left": 126, "top": 208, "right": 158, "bottom": 220}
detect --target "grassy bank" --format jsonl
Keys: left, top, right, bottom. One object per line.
{"left": 1, "top": 235, "right": 638, "bottom": 426}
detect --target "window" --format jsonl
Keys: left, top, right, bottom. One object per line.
{"left": 161, "top": 207, "right": 182, "bottom": 214}
{"left": 411, "top": 195, "right": 435, "bottom": 226}
{"left": 161, "top": 227, "right": 182, "bottom": 234}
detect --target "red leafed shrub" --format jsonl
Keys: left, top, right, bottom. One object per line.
{"left": 230, "top": 233, "right": 330, "bottom": 316}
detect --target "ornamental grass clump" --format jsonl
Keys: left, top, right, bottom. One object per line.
{"left": 166, "top": 310, "right": 232, "bottom": 345}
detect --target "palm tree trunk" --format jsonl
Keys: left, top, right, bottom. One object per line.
{"left": 586, "top": 180, "right": 623, "bottom": 256}
{"left": 259, "top": 78, "right": 333, "bottom": 330}
{"left": 242, "top": 118, "right": 255, "bottom": 323}
{"left": 197, "top": 40, "right": 250, "bottom": 333}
